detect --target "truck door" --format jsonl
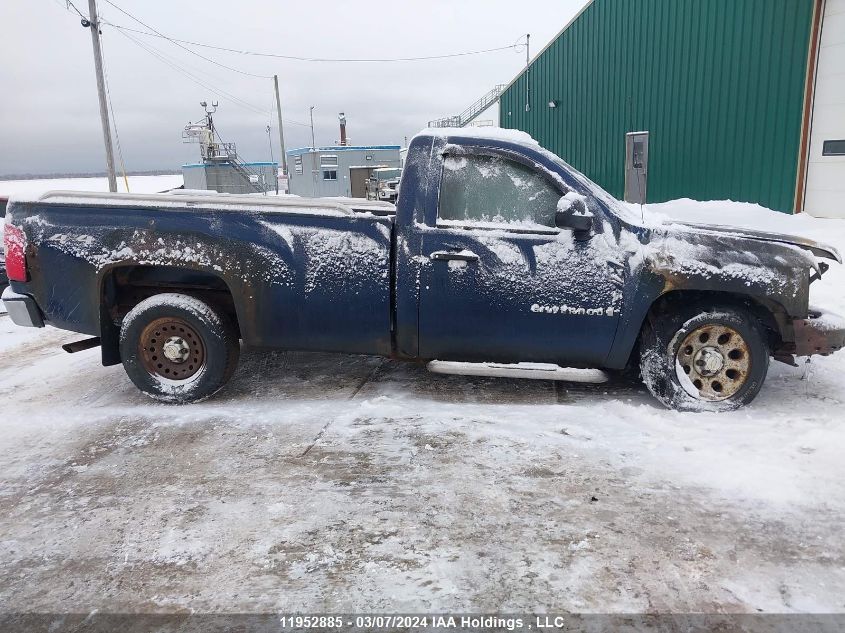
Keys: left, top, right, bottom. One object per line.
{"left": 417, "top": 149, "right": 624, "bottom": 366}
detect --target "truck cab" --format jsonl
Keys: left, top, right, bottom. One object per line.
{"left": 393, "top": 131, "right": 630, "bottom": 368}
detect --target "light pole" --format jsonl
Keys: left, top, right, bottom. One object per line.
{"left": 309, "top": 106, "right": 316, "bottom": 149}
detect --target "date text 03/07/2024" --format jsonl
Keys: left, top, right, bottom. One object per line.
{"left": 277, "top": 614, "right": 588, "bottom": 630}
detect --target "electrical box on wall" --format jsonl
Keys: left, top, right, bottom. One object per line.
{"left": 624, "top": 131, "right": 649, "bottom": 204}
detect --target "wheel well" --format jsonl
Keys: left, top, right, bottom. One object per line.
{"left": 99, "top": 266, "right": 240, "bottom": 365}
{"left": 620, "top": 290, "right": 786, "bottom": 372}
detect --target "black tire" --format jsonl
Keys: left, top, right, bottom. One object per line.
{"left": 119, "top": 293, "right": 239, "bottom": 403}
{"left": 639, "top": 306, "right": 769, "bottom": 412}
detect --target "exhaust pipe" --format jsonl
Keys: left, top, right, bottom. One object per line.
{"left": 62, "top": 337, "right": 101, "bottom": 354}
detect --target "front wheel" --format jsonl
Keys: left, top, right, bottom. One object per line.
{"left": 639, "top": 307, "right": 769, "bottom": 412}
{"left": 119, "top": 293, "right": 240, "bottom": 403}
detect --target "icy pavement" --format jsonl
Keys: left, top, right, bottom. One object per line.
{"left": 0, "top": 203, "right": 844, "bottom": 612}
{"left": 1, "top": 328, "right": 844, "bottom": 612}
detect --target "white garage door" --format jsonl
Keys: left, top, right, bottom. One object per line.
{"left": 804, "top": 0, "right": 845, "bottom": 217}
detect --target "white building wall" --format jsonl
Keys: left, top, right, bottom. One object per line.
{"left": 287, "top": 147, "right": 401, "bottom": 198}
{"left": 804, "top": 0, "right": 845, "bottom": 218}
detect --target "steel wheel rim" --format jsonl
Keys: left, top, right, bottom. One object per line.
{"left": 139, "top": 317, "right": 205, "bottom": 382}
{"left": 675, "top": 324, "right": 751, "bottom": 401}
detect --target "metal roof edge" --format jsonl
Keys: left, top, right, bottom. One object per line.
{"left": 286, "top": 145, "right": 401, "bottom": 156}
{"left": 182, "top": 162, "right": 278, "bottom": 168}
{"left": 499, "top": 0, "right": 599, "bottom": 98}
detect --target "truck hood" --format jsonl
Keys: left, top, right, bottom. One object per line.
{"left": 673, "top": 221, "right": 842, "bottom": 264}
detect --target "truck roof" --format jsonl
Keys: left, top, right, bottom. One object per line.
{"left": 416, "top": 126, "right": 541, "bottom": 148}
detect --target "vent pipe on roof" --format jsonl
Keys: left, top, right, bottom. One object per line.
{"left": 339, "top": 112, "right": 347, "bottom": 146}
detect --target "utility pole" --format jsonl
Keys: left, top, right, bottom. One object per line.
{"left": 273, "top": 75, "right": 287, "bottom": 176}
{"left": 266, "top": 124, "right": 278, "bottom": 194}
{"left": 309, "top": 106, "right": 316, "bottom": 195}
{"left": 86, "top": 0, "right": 117, "bottom": 192}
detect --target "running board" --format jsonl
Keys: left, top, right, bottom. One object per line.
{"left": 427, "top": 361, "right": 608, "bottom": 383}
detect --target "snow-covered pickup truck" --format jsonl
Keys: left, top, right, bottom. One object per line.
{"left": 3, "top": 129, "right": 844, "bottom": 411}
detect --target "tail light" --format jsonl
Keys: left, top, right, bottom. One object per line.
{"left": 4, "top": 223, "right": 27, "bottom": 282}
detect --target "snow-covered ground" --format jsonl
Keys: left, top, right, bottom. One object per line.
{"left": 0, "top": 197, "right": 844, "bottom": 613}
{"left": 0, "top": 173, "right": 183, "bottom": 197}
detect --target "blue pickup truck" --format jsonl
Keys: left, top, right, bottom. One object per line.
{"left": 3, "top": 128, "right": 844, "bottom": 411}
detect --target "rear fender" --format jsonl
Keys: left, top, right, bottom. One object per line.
{"left": 98, "top": 264, "right": 246, "bottom": 366}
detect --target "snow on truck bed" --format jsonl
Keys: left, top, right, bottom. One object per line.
{"left": 7, "top": 189, "right": 391, "bottom": 219}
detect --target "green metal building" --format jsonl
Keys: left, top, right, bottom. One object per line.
{"left": 499, "top": 0, "right": 837, "bottom": 214}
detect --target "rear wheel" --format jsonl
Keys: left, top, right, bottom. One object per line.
{"left": 119, "top": 293, "right": 239, "bottom": 403}
{"left": 639, "top": 306, "right": 769, "bottom": 412}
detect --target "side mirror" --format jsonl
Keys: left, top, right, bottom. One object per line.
{"left": 555, "top": 192, "right": 593, "bottom": 236}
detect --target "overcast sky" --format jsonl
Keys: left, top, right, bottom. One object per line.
{"left": 0, "top": 0, "right": 584, "bottom": 176}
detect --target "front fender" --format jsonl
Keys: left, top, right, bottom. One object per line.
{"left": 604, "top": 227, "right": 814, "bottom": 369}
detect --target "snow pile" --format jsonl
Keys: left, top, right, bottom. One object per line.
{"left": 641, "top": 198, "right": 808, "bottom": 231}
{"left": 634, "top": 198, "right": 836, "bottom": 242}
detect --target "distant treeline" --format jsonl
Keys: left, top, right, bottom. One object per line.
{"left": 0, "top": 169, "right": 179, "bottom": 181}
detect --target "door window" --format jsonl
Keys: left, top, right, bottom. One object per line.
{"left": 438, "top": 154, "right": 561, "bottom": 228}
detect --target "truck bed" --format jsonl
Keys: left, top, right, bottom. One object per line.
{"left": 9, "top": 191, "right": 395, "bottom": 356}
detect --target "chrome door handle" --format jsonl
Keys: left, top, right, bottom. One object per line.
{"left": 430, "top": 250, "right": 479, "bottom": 262}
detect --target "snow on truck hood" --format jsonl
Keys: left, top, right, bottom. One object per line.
{"left": 632, "top": 198, "right": 843, "bottom": 264}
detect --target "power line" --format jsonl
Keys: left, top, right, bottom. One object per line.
{"left": 56, "top": 0, "right": 522, "bottom": 75}
{"left": 62, "top": 0, "right": 87, "bottom": 20}
{"left": 51, "top": 0, "right": 315, "bottom": 128}
{"left": 118, "top": 30, "right": 313, "bottom": 129}
{"left": 117, "top": 29, "right": 270, "bottom": 116}
{"left": 280, "top": 118, "right": 312, "bottom": 128}
{"left": 102, "top": 20, "right": 522, "bottom": 63}
{"left": 100, "top": 0, "right": 273, "bottom": 79}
